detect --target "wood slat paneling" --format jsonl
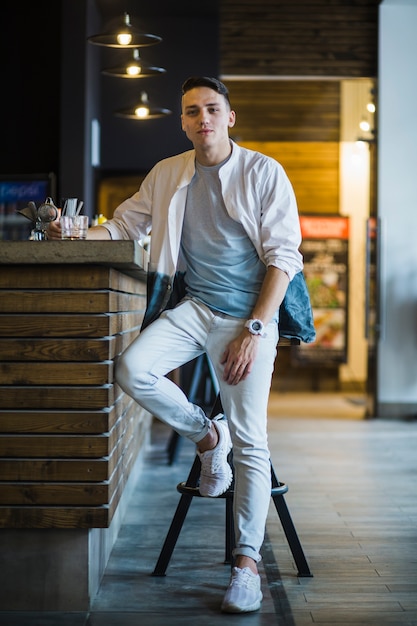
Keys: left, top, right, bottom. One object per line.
{"left": 0, "top": 506, "right": 112, "bottom": 529}
{"left": 0, "top": 482, "right": 109, "bottom": 506}
{"left": 0, "top": 435, "right": 110, "bottom": 459}
{"left": 0, "top": 338, "right": 117, "bottom": 362}
{"left": 0, "top": 404, "right": 149, "bottom": 528}
{"left": 0, "top": 459, "right": 109, "bottom": 482}
{"left": 0, "top": 403, "right": 147, "bottom": 507}
{"left": 0, "top": 332, "right": 140, "bottom": 362}
{"left": 0, "top": 385, "right": 116, "bottom": 410}
{"left": 0, "top": 312, "right": 142, "bottom": 338}
{"left": 0, "top": 265, "right": 151, "bottom": 528}
{"left": 0, "top": 291, "right": 145, "bottom": 314}
{"left": 220, "top": 0, "right": 380, "bottom": 78}
{"left": 0, "top": 265, "right": 145, "bottom": 292}
{"left": 0, "top": 362, "right": 113, "bottom": 385}
{"left": 0, "top": 394, "right": 131, "bottom": 435}
{"left": 240, "top": 141, "right": 339, "bottom": 214}
{"left": 226, "top": 80, "right": 340, "bottom": 142}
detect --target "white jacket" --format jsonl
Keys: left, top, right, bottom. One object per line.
{"left": 104, "top": 141, "right": 303, "bottom": 281}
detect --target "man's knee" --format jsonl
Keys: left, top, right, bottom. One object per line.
{"left": 115, "top": 353, "right": 157, "bottom": 393}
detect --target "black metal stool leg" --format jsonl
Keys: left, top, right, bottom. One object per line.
{"left": 152, "top": 492, "right": 194, "bottom": 576}
{"left": 152, "top": 456, "right": 201, "bottom": 576}
{"left": 224, "top": 494, "right": 235, "bottom": 566}
{"left": 166, "top": 430, "right": 181, "bottom": 466}
{"left": 270, "top": 465, "right": 312, "bottom": 577}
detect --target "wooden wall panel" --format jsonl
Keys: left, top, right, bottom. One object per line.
{"left": 240, "top": 141, "right": 339, "bottom": 214}
{"left": 226, "top": 80, "right": 340, "bottom": 142}
{"left": 220, "top": 0, "right": 380, "bottom": 78}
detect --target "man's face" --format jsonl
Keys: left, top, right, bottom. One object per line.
{"left": 181, "top": 87, "right": 235, "bottom": 148}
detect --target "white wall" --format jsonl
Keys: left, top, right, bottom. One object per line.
{"left": 378, "top": 0, "right": 417, "bottom": 416}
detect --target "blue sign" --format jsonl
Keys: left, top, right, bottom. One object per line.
{"left": 0, "top": 181, "right": 49, "bottom": 202}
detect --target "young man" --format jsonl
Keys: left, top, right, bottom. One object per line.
{"left": 49, "top": 76, "right": 304, "bottom": 613}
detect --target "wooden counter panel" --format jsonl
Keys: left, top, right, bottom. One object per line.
{"left": 0, "top": 265, "right": 147, "bottom": 295}
{"left": 0, "top": 385, "right": 117, "bottom": 410}
{"left": 0, "top": 330, "right": 141, "bottom": 361}
{"left": 0, "top": 458, "right": 110, "bottom": 482}
{"left": 0, "top": 313, "right": 142, "bottom": 338}
{"left": 0, "top": 396, "right": 130, "bottom": 434}
{"left": 0, "top": 404, "right": 133, "bottom": 459}
{"left": 0, "top": 405, "right": 150, "bottom": 528}
{"left": 103, "top": 408, "right": 149, "bottom": 525}
{"left": 0, "top": 434, "right": 111, "bottom": 458}
{"left": 0, "top": 410, "right": 110, "bottom": 434}
{"left": 0, "top": 400, "right": 145, "bottom": 479}
{"left": 0, "top": 338, "right": 117, "bottom": 361}
{"left": 0, "top": 362, "right": 113, "bottom": 385}
{"left": 0, "top": 259, "right": 151, "bottom": 529}
{"left": 0, "top": 482, "right": 109, "bottom": 506}
{"left": 0, "top": 291, "right": 145, "bottom": 314}
{"left": 0, "top": 506, "right": 111, "bottom": 529}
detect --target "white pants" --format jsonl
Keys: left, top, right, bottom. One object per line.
{"left": 115, "top": 297, "right": 278, "bottom": 562}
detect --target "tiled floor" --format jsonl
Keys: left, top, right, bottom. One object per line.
{"left": 1, "top": 392, "right": 417, "bottom": 625}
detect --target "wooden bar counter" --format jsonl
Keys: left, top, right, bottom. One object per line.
{"left": 0, "top": 240, "right": 152, "bottom": 610}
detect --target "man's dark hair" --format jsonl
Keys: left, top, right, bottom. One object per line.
{"left": 181, "top": 76, "right": 231, "bottom": 109}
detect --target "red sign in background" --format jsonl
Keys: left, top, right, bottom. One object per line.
{"left": 295, "top": 216, "right": 349, "bottom": 364}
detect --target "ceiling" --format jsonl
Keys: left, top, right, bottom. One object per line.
{"left": 95, "top": 0, "right": 218, "bottom": 20}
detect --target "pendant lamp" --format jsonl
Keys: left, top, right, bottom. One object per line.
{"left": 114, "top": 92, "right": 172, "bottom": 120}
{"left": 102, "top": 49, "right": 166, "bottom": 79}
{"left": 88, "top": 13, "right": 162, "bottom": 48}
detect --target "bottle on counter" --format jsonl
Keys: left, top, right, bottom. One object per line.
{"left": 92, "top": 213, "right": 108, "bottom": 226}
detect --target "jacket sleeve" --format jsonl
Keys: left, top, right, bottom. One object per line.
{"left": 259, "top": 158, "right": 303, "bottom": 280}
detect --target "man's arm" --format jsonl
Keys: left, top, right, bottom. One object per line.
{"left": 221, "top": 266, "right": 289, "bottom": 385}
{"left": 86, "top": 225, "right": 112, "bottom": 240}
{"left": 47, "top": 220, "right": 112, "bottom": 240}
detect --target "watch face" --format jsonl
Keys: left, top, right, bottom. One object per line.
{"left": 252, "top": 321, "right": 262, "bottom": 332}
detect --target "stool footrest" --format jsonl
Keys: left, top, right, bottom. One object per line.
{"left": 176, "top": 481, "right": 289, "bottom": 498}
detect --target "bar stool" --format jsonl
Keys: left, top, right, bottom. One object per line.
{"left": 152, "top": 395, "right": 313, "bottom": 578}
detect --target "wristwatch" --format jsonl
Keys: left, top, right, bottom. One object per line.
{"left": 245, "top": 318, "right": 266, "bottom": 337}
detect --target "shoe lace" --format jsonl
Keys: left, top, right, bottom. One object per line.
{"left": 231, "top": 568, "right": 256, "bottom": 589}
{"left": 200, "top": 450, "right": 223, "bottom": 474}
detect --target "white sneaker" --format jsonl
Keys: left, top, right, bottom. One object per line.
{"left": 197, "top": 416, "right": 232, "bottom": 497}
{"left": 221, "top": 566, "right": 263, "bottom": 613}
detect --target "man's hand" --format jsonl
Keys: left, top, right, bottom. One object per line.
{"left": 220, "top": 330, "right": 260, "bottom": 385}
{"left": 219, "top": 266, "right": 289, "bottom": 385}
{"left": 47, "top": 220, "right": 112, "bottom": 240}
{"left": 47, "top": 219, "right": 62, "bottom": 240}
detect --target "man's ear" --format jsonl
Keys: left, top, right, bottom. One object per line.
{"left": 228, "top": 110, "right": 236, "bottom": 128}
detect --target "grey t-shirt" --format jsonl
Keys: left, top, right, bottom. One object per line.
{"left": 180, "top": 159, "right": 266, "bottom": 318}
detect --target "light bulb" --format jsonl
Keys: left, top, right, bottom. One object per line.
{"left": 366, "top": 102, "right": 376, "bottom": 114}
{"left": 126, "top": 64, "right": 141, "bottom": 76}
{"left": 359, "top": 119, "right": 371, "bottom": 132}
{"left": 117, "top": 32, "right": 132, "bottom": 46}
{"left": 135, "top": 105, "right": 149, "bottom": 118}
